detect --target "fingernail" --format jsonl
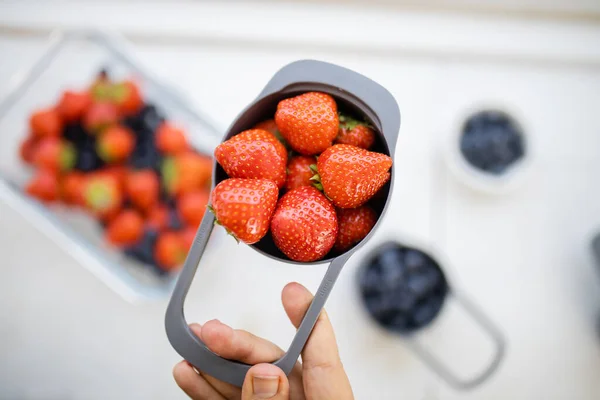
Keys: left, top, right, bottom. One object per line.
{"left": 252, "top": 375, "right": 279, "bottom": 398}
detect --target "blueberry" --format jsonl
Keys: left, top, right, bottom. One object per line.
{"left": 359, "top": 265, "right": 383, "bottom": 296}
{"left": 129, "top": 139, "right": 162, "bottom": 171}
{"left": 411, "top": 294, "right": 445, "bottom": 328}
{"left": 404, "top": 250, "right": 427, "bottom": 272}
{"left": 365, "top": 294, "right": 395, "bottom": 322}
{"left": 389, "top": 313, "right": 411, "bottom": 333}
{"left": 377, "top": 248, "right": 406, "bottom": 287}
{"left": 168, "top": 207, "right": 183, "bottom": 230}
{"left": 140, "top": 104, "right": 164, "bottom": 133}
{"left": 124, "top": 230, "right": 161, "bottom": 269}
{"left": 63, "top": 123, "right": 88, "bottom": 146}
{"left": 389, "top": 289, "right": 417, "bottom": 313}
{"left": 75, "top": 144, "right": 104, "bottom": 172}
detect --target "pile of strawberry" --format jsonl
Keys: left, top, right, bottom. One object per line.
{"left": 19, "top": 70, "right": 212, "bottom": 273}
{"left": 211, "top": 92, "right": 393, "bottom": 262}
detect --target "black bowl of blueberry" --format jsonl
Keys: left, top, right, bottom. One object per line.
{"left": 357, "top": 241, "right": 507, "bottom": 389}
{"left": 446, "top": 106, "right": 531, "bottom": 194}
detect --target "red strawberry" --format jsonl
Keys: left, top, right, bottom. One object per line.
{"left": 100, "top": 165, "right": 128, "bottom": 190}
{"left": 125, "top": 169, "right": 160, "bottom": 212}
{"left": 146, "top": 204, "right": 169, "bottom": 231}
{"left": 19, "top": 135, "right": 38, "bottom": 165}
{"left": 334, "top": 206, "right": 377, "bottom": 252}
{"left": 25, "top": 169, "right": 60, "bottom": 203}
{"left": 162, "top": 152, "right": 212, "bottom": 196}
{"left": 61, "top": 171, "right": 86, "bottom": 205}
{"left": 32, "top": 137, "right": 76, "bottom": 172}
{"left": 105, "top": 209, "right": 144, "bottom": 246}
{"left": 285, "top": 155, "right": 316, "bottom": 191}
{"left": 155, "top": 122, "right": 190, "bottom": 155}
{"left": 113, "top": 80, "right": 143, "bottom": 115}
{"left": 83, "top": 102, "right": 119, "bottom": 134}
{"left": 180, "top": 226, "right": 197, "bottom": 252}
{"left": 335, "top": 113, "right": 375, "bottom": 150}
{"left": 97, "top": 125, "right": 136, "bottom": 163}
{"left": 57, "top": 90, "right": 92, "bottom": 122}
{"left": 270, "top": 186, "right": 338, "bottom": 262}
{"left": 30, "top": 108, "right": 62, "bottom": 138}
{"left": 82, "top": 173, "right": 123, "bottom": 220}
{"left": 316, "top": 144, "right": 392, "bottom": 209}
{"left": 215, "top": 129, "right": 287, "bottom": 189}
{"left": 177, "top": 190, "right": 209, "bottom": 227}
{"left": 154, "top": 231, "right": 187, "bottom": 271}
{"left": 253, "top": 119, "right": 287, "bottom": 146}
{"left": 210, "top": 178, "right": 278, "bottom": 244}
{"left": 274, "top": 92, "right": 338, "bottom": 155}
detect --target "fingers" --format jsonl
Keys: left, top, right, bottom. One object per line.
{"left": 241, "top": 364, "right": 290, "bottom": 400}
{"left": 200, "top": 319, "right": 284, "bottom": 364}
{"left": 281, "top": 282, "right": 354, "bottom": 399}
{"left": 173, "top": 360, "right": 225, "bottom": 400}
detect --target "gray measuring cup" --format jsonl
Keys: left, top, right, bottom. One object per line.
{"left": 165, "top": 60, "right": 401, "bottom": 387}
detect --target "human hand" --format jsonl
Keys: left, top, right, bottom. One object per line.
{"left": 173, "top": 282, "right": 354, "bottom": 399}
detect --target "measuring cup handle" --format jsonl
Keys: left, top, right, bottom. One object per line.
{"left": 407, "top": 291, "right": 507, "bottom": 390}
{"left": 258, "top": 60, "right": 401, "bottom": 153}
{"left": 165, "top": 211, "right": 352, "bottom": 387}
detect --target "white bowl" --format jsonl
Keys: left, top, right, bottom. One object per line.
{"left": 443, "top": 102, "right": 533, "bottom": 195}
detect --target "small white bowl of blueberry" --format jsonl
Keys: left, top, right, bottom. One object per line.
{"left": 446, "top": 105, "right": 530, "bottom": 194}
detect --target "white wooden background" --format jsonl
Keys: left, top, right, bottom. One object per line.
{"left": 1, "top": 2, "right": 600, "bottom": 399}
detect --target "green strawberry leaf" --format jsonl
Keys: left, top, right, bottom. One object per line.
{"left": 309, "top": 164, "right": 319, "bottom": 174}
{"left": 60, "top": 142, "right": 77, "bottom": 171}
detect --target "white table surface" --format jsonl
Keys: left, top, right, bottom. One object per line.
{"left": 1, "top": 2, "right": 600, "bottom": 399}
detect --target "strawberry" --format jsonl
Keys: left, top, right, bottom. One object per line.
{"left": 285, "top": 155, "right": 316, "bottom": 191}
{"left": 316, "top": 144, "right": 392, "bottom": 208}
{"left": 30, "top": 108, "right": 62, "bottom": 138}
{"left": 57, "top": 90, "right": 92, "bottom": 122}
{"left": 210, "top": 178, "right": 278, "bottom": 244}
{"left": 82, "top": 173, "right": 123, "bottom": 220}
{"left": 253, "top": 119, "right": 287, "bottom": 146}
{"left": 25, "top": 169, "right": 60, "bottom": 203}
{"left": 154, "top": 231, "right": 187, "bottom": 271}
{"left": 177, "top": 190, "right": 209, "bottom": 227}
{"left": 334, "top": 206, "right": 377, "bottom": 252}
{"left": 335, "top": 113, "right": 375, "bottom": 150}
{"left": 155, "top": 122, "right": 189, "bottom": 155}
{"left": 125, "top": 169, "right": 160, "bottom": 212}
{"left": 146, "top": 204, "right": 169, "bottom": 231}
{"left": 105, "top": 209, "right": 144, "bottom": 246}
{"left": 113, "top": 80, "right": 143, "bottom": 116}
{"left": 270, "top": 186, "right": 338, "bottom": 262}
{"left": 96, "top": 125, "right": 135, "bottom": 163}
{"left": 61, "top": 171, "right": 86, "bottom": 205}
{"left": 215, "top": 129, "right": 287, "bottom": 189}
{"left": 100, "top": 165, "right": 128, "bottom": 190}
{"left": 83, "top": 102, "right": 119, "bottom": 134}
{"left": 32, "top": 137, "right": 76, "bottom": 172}
{"left": 274, "top": 92, "right": 338, "bottom": 155}
{"left": 180, "top": 226, "right": 197, "bottom": 252}
{"left": 19, "top": 135, "right": 38, "bottom": 165}
{"left": 161, "top": 152, "right": 212, "bottom": 196}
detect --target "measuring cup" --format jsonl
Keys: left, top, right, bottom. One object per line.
{"left": 165, "top": 60, "right": 401, "bottom": 387}
{"left": 358, "top": 240, "right": 506, "bottom": 390}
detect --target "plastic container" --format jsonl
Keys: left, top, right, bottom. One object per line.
{"left": 165, "top": 60, "right": 401, "bottom": 387}
{"left": 443, "top": 102, "right": 532, "bottom": 195}
{"left": 0, "top": 29, "right": 221, "bottom": 303}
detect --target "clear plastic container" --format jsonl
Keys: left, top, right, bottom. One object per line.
{"left": 0, "top": 29, "right": 221, "bottom": 303}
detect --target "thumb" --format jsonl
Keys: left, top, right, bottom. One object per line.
{"left": 282, "top": 282, "right": 354, "bottom": 399}
{"left": 241, "top": 363, "right": 290, "bottom": 400}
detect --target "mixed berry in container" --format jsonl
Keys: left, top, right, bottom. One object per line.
{"left": 19, "top": 70, "right": 212, "bottom": 274}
